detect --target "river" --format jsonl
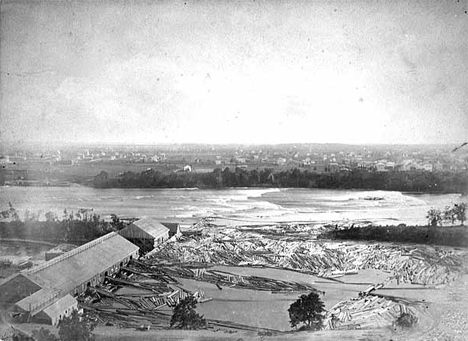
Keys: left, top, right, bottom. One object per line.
{"left": 0, "top": 186, "right": 465, "bottom": 226}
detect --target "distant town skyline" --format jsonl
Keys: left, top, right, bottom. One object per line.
{"left": 1, "top": 0, "right": 467, "bottom": 145}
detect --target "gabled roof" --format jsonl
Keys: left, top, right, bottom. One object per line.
{"left": 15, "top": 288, "right": 60, "bottom": 314}
{"left": 21, "top": 232, "right": 138, "bottom": 298}
{"left": 161, "top": 222, "right": 180, "bottom": 234}
{"left": 0, "top": 274, "right": 41, "bottom": 310}
{"left": 130, "top": 217, "right": 170, "bottom": 239}
{"left": 42, "top": 294, "right": 77, "bottom": 319}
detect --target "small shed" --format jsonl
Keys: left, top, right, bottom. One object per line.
{"left": 42, "top": 294, "right": 78, "bottom": 325}
{"left": 161, "top": 222, "right": 182, "bottom": 238}
{"left": 15, "top": 292, "right": 78, "bottom": 325}
{"left": 118, "top": 217, "right": 170, "bottom": 252}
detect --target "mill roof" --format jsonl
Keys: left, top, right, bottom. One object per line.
{"left": 130, "top": 217, "right": 170, "bottom": 238}
{"left": 21, "top": 232, "right": 138, "bottom": 296}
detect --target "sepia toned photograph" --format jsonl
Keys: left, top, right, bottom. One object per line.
{"left": 1, "top": 0, "right": 467, "bottom": 340}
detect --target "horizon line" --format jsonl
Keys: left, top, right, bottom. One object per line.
{"left": 1, "top": 140, "right": 464, "bottom": 147}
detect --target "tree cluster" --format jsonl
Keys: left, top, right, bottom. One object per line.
{"left": 0, "top": 206, "right": 125, "bottom": 243}
{"left": 93, "top": 168, "right": 468, "bottom": 194}
{"left": 426, "top": 203, "right": 466, "bottom": 226}
{"left": 170, "top": 296, "right": 206, "bottom": 330}
{"left": 288, "top": 292, "right": 325, "bottom": 331}
{"left": 321, "top": 224, "right": 468, "bottom": 247}
{"left": 394, "top": 312, "right": 418, "bottom": 329}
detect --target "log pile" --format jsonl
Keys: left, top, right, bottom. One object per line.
{"left": 323, "top": 294, "right": 427, "bottom": 330}
{"left": 132, "top": 259, "right": 317, "bottom": 292}
{"left": 79, "top": 266, "right": 202, "bottom": 329}
{"left": 166, "top": 266, "right": 316, "bottom": 292}
{"left": 82, "top": 283, "right": 279, "bottom": 333}
{"left": 152, "top": 229, "right": 466, "bottom": 286}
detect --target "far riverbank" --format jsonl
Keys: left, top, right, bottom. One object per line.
{"left": 318, "top": 224, "right": 468, "bottom": 248}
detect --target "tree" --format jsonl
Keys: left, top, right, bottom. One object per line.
{"left": 288, "top": 292, "right": 325, "bottom": 330}
{"left": 58, "top": 310, "right": 95, "bottom": 341}
{"left": 45, "top": 211, "right": 57, "bottom": 222}
{"left": 443, "top": 206, "right": 456, "bottom": 225}
{"left": 441, "top": 203, "right": 467, "bottom": 226}
{"left": 170, "top": 296, "right": 206, "bottom": 330}
{"left": 93, "top": 170, "right": 109, "bottom": 188}
{"left": 110, "top": 214, "right": 125, "bottom": 231}
{"left": 426, "top": 208, "right": 442, "bottom": 227}
{"left": 394, "top": 312, "right": 417, "bottom": 329}
{"left": 8, "top": 202, "right": 20, "bottom": 222}
{"left": 12, "top": 332, "right": 34, "bottom": 341}
{"left": 453, "top": 203, "right": 467, "bottom": 225}
{"left": 31, "top": 328, "right": 58, "bottom": 341}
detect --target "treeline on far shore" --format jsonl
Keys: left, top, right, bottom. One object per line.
{"left": 93, "top": 167, "right": 468, "bottom": 193}
{"left": 319, "top": 225, "right": 468, "bottom": 247}
{"left": 320, "top": 203, "right": 467, "bottom": 247}
{"left": 0, "top": 206, "right": 125, "bottom": 244}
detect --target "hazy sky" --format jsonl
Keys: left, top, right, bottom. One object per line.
{"left": 1, "top": 0, "right": 467, "bottom": 145}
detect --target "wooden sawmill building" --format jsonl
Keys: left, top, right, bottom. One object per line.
{"left": 0, "top": 232, "right": 139, "bottom": 325}
{"left": 118, "top": 217, "right": 178, "bottom": 252}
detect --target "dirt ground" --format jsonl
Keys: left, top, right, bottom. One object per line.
{"left": 405, "top": 274, "right": 468, "bottom": 341}
{"left": 0, "top": 242, "right": 51, "bottom": 279}
{"left": 4, "top": 247, "right": 468, "bottom": 341}
{"left": 93, "top": 327, "right": 392, "bottom": 341}
{"left": 176, "top": 266, "right": 405, "bottom": 331}
{"left": 9, "top": 274, "right": 468, "bottom": 341}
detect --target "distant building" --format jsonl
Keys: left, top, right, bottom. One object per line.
{"left": 433, "top": 161, "right": 444, "bottom": 172}
{"left": 118, "top": 217, "right": 170, "bottom": 252}
{"left": 400, "top": 160, "right": 417, "bottom": 171}
{"left": 422, "top": 163, "right": 433, "bottom": 172}
{"left": 327, "top": 162, "right": 340, "bottom": 173}
{"left": 375, "top": 162, "right": 387, "bottom": 172}
{"left": 358, "top": 161, "right": 374, "bottom": 170}
{"left": 385, "top": 162, "right": 396, "bottom": 171}
{"left": 0, "top": 232, "right": 139, "bottom": 325}
{"left": 277, "top": 157, "right": 287, "bottom": 166}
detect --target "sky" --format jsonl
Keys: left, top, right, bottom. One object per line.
{"left": 1, "top": 0, "right": 467, "bottom": 145}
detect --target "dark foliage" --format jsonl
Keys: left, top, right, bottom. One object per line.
{"left": 288, "top": 292, "right": 325, "bottom": 330}
{"left": 320, "top": 224, "right": 468, "bottom": 247}
{"left": 170, "top": 296, "right": 206, "bottom": 330}
{"left": 394, "top": 312, "right": 418, "bottom": 329}
{"left": 427, "top": 208, "right": 442, "bottom": 227}
{"left": 58, "top": 310, "right": 95, "bottom": 341}
{"left": 0, "top": 206, "right": 121, "bottom": 243}
{"left": 453, "top": 203, "right": 467, "bottom": 225}
{"left": 12, "top": 332, "right": 34, "bottom": 341}
{"left": 93, "top": 168, "right": 467, "bottom": 194}
{"left": 439, "top": 203, "right": 467, "bottom": 226}
{"left": 31, "top": 328, "right": 58, "bottom": 341}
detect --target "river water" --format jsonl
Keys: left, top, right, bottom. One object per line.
{"left": 0, "top": 186, "right": 465, "bottom": 226}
